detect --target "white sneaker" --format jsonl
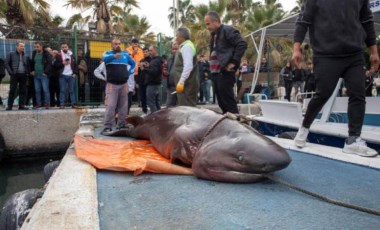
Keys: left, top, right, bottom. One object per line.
{"left": 342, "top": 137, "right": 378, "bottom": 157}
{"left": 294, "top": 127, "right": 309, "bottom": 148}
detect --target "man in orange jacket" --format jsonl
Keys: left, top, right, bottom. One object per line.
{"left": 126, "top": 38, "right": 144, "bottom": 106}
{"left": 127, "top": 38, "right": 144, "bottom": 76}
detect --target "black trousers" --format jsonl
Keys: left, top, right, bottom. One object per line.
{"left": 284, "top": 79, "right": 293, "bottom": 101}
{"left": 49, "top": 76, "right": 60, "bottom": 106}
{"left": 8, "top": 73, "right": 27, "bottom": 107}
{"left": 213, "top": 71, "right": 239, "bottom": 114}
{"left": 303, "top": 54, "right": 366, "bottom": 136}
{"left": 138, "top": 84, "right": 147, "bottom": 114}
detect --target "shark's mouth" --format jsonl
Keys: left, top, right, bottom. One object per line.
{"left": 197, "top": 168, "right": 266, "bottom": 183}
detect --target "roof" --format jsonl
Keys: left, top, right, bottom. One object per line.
{"left": 246, "top": 12, "right": 380, "bottom": 40}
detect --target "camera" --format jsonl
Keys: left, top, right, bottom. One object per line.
{"left": 65, "top": 58, "right": 70, "bottom": 61}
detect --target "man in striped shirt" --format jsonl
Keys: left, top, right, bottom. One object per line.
{"left": 205, "top": 11, "right": 247, "bottom": 114}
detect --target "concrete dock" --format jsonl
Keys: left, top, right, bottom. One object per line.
{"left": 13, "top": 104, "right": 380, "bottom": 229}
{"left": 0, "top": 103, "right": 260, "bottom": 158}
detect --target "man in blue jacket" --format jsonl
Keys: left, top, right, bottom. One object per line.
{"left": 101, "top": 38, "right": 135, "bottom": 135}
{"left": 293, "top": 0, "right": 379, "bottom": 157}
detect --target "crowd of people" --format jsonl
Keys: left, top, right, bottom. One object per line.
{"left": 278, "top": 61, "right": 316, "bottom": 102}
{"left": 1, "top": 4, "right": 379, "bottom": 157}
{"left": 94, "top": 11, "right": 247, "bottom": 134}
{"left": 0, "top": 41, "right": 79, "bottom": 110}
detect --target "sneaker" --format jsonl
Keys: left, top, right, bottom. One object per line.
{"left": 101, "top": 128, "right": 113, "bottom": 135}
{"left": 59, "top": 106, "right": 65, "bottom": 109}
{"left": 343, "top": 137, "right": 378, "bottom": 157}
{"left": 294, "top": 127, "right": 309, "bottom": 148}
{"left": 6, "top": 107, "right": 12, "bottom": 111}
{"left": 44, "top": 104, "right": 49, "bottom": 109}
{"left": 18, "top": 107, "right": 29, "bottom": 110}
{"left": 33, "top": 104, "right": 41, "bottom": 109}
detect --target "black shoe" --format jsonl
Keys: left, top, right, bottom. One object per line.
{"left": 101, "top": 128, "right": 113, "bottom": 135}
{"left": 6, "top": 107, "right": 12, "bottom": 111}
{"left": 18, "top": 107, "right": 29, "bottom": 110}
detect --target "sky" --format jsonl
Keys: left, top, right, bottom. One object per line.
{"left": 51, "top": 0, "right": 296, "bottom": 37}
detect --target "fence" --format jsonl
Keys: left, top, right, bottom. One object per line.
{"left": 0, "top": 25, "right": 168, "bottom": 107}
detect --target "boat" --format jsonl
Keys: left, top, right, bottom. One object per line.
{"left": 251, "top": 78, "right": 380, "bottom": 152}
{"left": 243, "top": 10, "right": 380, "bottom": 153}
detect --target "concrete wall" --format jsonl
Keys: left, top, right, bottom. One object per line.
{"left": 0, "top": 108, "right": 102, "bottom": 157}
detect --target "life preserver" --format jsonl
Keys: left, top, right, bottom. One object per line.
{"left": 0, "top": 189, "right": 42, "bottom": 229}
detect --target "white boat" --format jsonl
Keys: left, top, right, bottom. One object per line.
{"left": 243, "top": 11, "right": 380, "bottom": 153}
{"left": 251, "top": 79, "right": 380, "bottom": 151}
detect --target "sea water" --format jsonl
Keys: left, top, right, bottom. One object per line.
{"left": 0, "top": 154, "right": 63, "bottom": 212}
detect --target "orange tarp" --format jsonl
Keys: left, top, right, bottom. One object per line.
{"left": 74, "top": 135, "right": 193, "bottom": 175}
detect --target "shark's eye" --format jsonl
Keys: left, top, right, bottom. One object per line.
{"left": 238, "top": 155, "right": 244, "bottom": 161}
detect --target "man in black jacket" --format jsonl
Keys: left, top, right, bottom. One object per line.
{"left": 293, "top": 0, "right": 379, "bottom": 157}
{"left": 205, "top": 11, "right": 247, "bottom": 114}
{"left": 50, "top": 50, "right": 64, "bottom": 107}
{"left": 5, "top": 41, "right": 30, "bottom": 110}
{"left": 137, "top": 47, "right": 151, "bottom": 114}
{"left": 142, "top": 45, "right": 162, "bottom": 114}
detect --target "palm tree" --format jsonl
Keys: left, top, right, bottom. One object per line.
{"left": 0, "top": 0, "right": 51, "bottom": 38}
{"left": 110, "top": 5, "right": 155, "bottom": 45}
{"left": 239, "top": 0, "right": 287, "bottom": 66}
{"left": 224, "top": 0, "right": 254, "bottom": 27}
{"left": 114, "top": 10, "right": 156, "bottom": 45}
{"left": 4, "top": 0, "right": 50, "bottom": 25}
{"left": 168, "top": 0, "right": 196, "bottom": 29}
{"left": 245, "top": 0, "right": 285, "bottom": 32}
{"left": 64, "top": 0, "right": 139, "bottom": 36}
{"left": 291, "top": 0, "right": 304, "bottom": 14}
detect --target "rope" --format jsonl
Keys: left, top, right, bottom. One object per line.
{"left": 197, "top": 112, "right": 380, "bottom": 216}
{"left": 197, "top": 114, "right": 229, "bottom": 151}
{"left": 265, "top": 174, "right": 380, "bottom": 216}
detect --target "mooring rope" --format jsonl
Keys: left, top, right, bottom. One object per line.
{"left": 197, "top": 114, "right": 229, "bottom": 151}
{"left": 265, "top": 174, "right": 380, "bottom": 216}
{"left": 199, "top": 112, "right": 380, "bottom": 216}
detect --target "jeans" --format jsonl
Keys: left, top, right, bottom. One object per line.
{"left": 146, "top": 85, "right": 160, "bottom": 114}
{"left": 34, "top": 74, "right": 50, "bottom": 105}
{"left": 201, "top": 79, "right": 212, "bottom": 102}
{"left": 166, "top": 85, "right": 177, "bottom": 107}
{"left": 59, "top": 74, "right": 75, "bottom": 106}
